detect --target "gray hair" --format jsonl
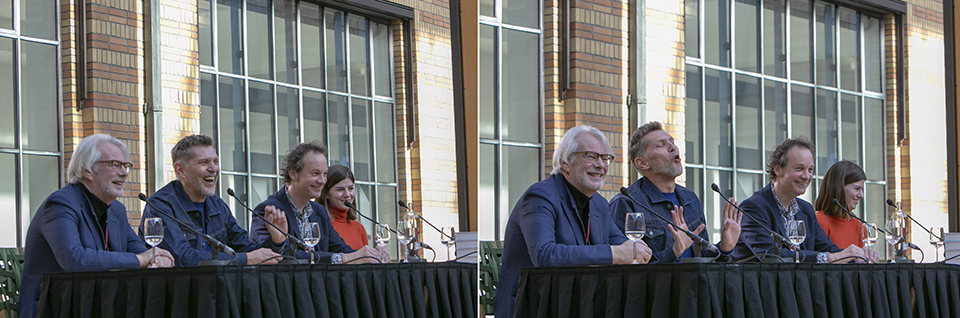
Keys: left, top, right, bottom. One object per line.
{"left": 629, "top": 121, "right": 664, "bottom": 164}
{"left": 551, "top": 125, "right": 613, "bottom": 175}
{"left": 172, "top": 134, "right": 214, "bottom": 164}
{"left": 66, "top": 134, "right": 128, "bottom": 184}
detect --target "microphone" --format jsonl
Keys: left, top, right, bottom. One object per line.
{"left": 710, "top": 183, "right": 793, "bottom": 252}
{"left": 831, "top": 199, "right": 886, "bottom": 234}
{"left": 344, "top": 201, "right": 397, "bottom": 234}
{"left": 618, "top": 187, "right": 719, "bottom": 254}
{"left": 138, "top": 193, "right": 236, "bottom": 256}
{"left": 226, "top": 188, "right": 311, "bottom": 256}
{"left": 886, "top": 199, "right": 941, "bottom": 241}
{"left": 397, "top": 200, "right": 453, "bottom": 240}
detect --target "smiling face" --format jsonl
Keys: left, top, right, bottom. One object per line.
{"left": 843, "top": 180, "right": 865, "bottom": 212}
{"left": 83, "top": 142, "right": 129, "bottom": 203}
{"left": 636, "top": 130, "right": 683, "bottom": 179}
{"left": 289, "top": 151, "right": 328, "bottom": 203}
{"left": 326, "top": 178, "right": 355, "bottom": 211}
{"left": 175, "top": 146, "right": 220, "bottom": 203}
{"left": 561, "top": 134, "right": 609, "bottom": 197}
{"left": 772, "top": 146, "right": 814, "bottom": 199}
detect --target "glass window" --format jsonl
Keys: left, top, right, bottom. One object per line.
{"left": 685, "top": 65, "right": 702, "bottom": 164}
{"left": 275, "top": 0, "right": 298, "bottom": 84}
{"left": 352, "top": 98, "right": 373, "bottom": 180}
{"left": 200, "top": 73, "right": 217, "bottom": 138}
{"left": 0, "top": 38, "right": 13, "bottom": 148}
{"left": 220, "top": 174, "right": 248, "bottom": 226}
{"left": 685, "top": 0, "right": 699, "bottom": 58}
{"left": 303, "top": 90, "right": 326, "bottom": 143}
{"left": 815, "top": 2, "right": 836, "bottom": 87}
{"left": 864, "top": 98, "right": 884, "bottom": 180}
{"left": 838, "top": 7, "right": 860, "bottom": 91}
{"left": 0, "top": 0, "right": 11, "bottom": 30}
{"left": 763, "top": 0, "right": 786, "bottom": 77}
{"left": 376, "top": 185, "right": 399, "bottom": 255}
{"left": 479, "top": 25, "right": 496, "bottom": 139}
{"left": 21, "top": 41, "right": 58, "bottom": 152}
{"left": 815, "top": 88, "right": 837, "bottom": 169}
{"left": 217, "top": 0, "right": 243, "bottom": 74}
{"left": 0, "top": 154, "right": 13, "bottom": 245}
{"left": 763, "top": 80, "right": 787, "bottom": 159}
{"left": 301, "top": 3, "right": 324, "bottom": 89}
{"left": 21, "top": 0, "right": 55, "bottom": 40}
{"left": 199, "top": 0, "right": 213, "bottom": 66}
{"left": 218, "top": 76, "right": 247, "bottom": 172}
{"left": 375, "top": 102, "right": 396, "bottom": 183}
{"left": 705, "top": 69, "right": 732, "bottom": 166}
{"left": 373, "top": 24, "right": 391, "bottom": 97}
{"left": 734, "top": 0, "right": 759, "bottom": 72}
{"left": 864, "top": 17, "right": 882, "bottom": 92}
{"left": 791, "top": 85, "right": 814, "bottom": 139}
{"left": 247, "top": 0, "right": 272, "bottom": 80}
{"left": 277, "top": 86, "right": 300, "bottom": 155}
{"left": 248, "top": 81, "right": 276, "bottom": 174}
{"left": 735, "top": 75, "right": 762, "bottom": 169}
{"left": 789, "top": 0, "right": 812, "bottom": 82}
{"left": 501, "top": 146, "right": 539, "bottom": 236}
{"left": 478, "top": 143, "right": 495, "bottom": 240}
{"left": 348, "top": 16, "right": 370, "bottom": 97}
{"left": 501, "top": 29, "right": 539, "bottom": 143}
{"left": 840, "top": 93, "right": 861, "bottom": 164}
{"left": 704, "top": 0, "right": 730, "bottom": 67}
{"left": 502, "top": 0, "right": 538, "bottom": 29}
{"left": 327, "top": 95, "right": 349, "bottom": 166}
{"left": 326, "top": 9, "right": 347, "bottom": 92}
{"left": 21, "top": 155, "right": 59, "bottom": 240}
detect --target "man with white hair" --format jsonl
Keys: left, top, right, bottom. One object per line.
{"left": 494, "top": 125, "right": 652, "bottom": 317}
{"left": 19, "top": 134, "right": 175, "bottom": 318}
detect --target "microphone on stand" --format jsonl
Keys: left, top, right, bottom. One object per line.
{"left": 226, "top": 188, "right": 309, "bottom": 264}
{"left": 397, "top": 200, "right": 453, "bottom": 240}
{"left": 138, "top": 193, "right": 235, "bottom": 266}
{"left": 831, "top": 199, "right": 886, "bottom": 234}
{"left": 710, "top": 183, "right": 792, "bottom": 262}
{"left": 344, "top": 201, "right": 397, "bottom": 234}
{"left": 884, "top": 199, "right": 924, "bottom": 251}
{"left": 617, "top": 187, "right": 719, "bottom": 258}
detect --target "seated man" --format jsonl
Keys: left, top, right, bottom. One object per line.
{"left": 141, "top": 134, "right": 289, "bottom": 266}
{"left": 494, "top": 125, "right": 652, "bottom": 317}
{"left": 609, "top": 121, "right": 740, "bottom": 263}
{"left": 250, "top": 141, "right": 388, "bottom": 264}
{"left": 20, "top": 134, "right": 174, "bottom": 318}
{"left": 733, "top": 138, "right": 877, "bottom": 263}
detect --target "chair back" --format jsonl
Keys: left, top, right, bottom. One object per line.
{"left": 0, "top": 247, "right": 24, "bottom": 318}
{"left": 478, "top": 241, "right": 503, "bottom": 315}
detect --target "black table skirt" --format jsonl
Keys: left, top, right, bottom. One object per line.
{"left": 514, "top": 263, "right": 960, "bottom": 318}
{"left": 38, "top": 262, "right": 478, "bottom": 318}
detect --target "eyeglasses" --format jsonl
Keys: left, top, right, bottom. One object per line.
{"left": 97, "top": 160, "right": 133, "bottom": 171}
{"left": 573, "top": 151, "right": 615, "bottom": 165}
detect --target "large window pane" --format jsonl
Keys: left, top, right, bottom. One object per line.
{"left": 326, "top": 9, "right": 347, "bottom": 92}
{"left": 684, "top": 167, "right": 702, "bottom": 202}
{"left": 816, "top": 88, "right": 838, "bottom": 170}
{"left": 735, "top": 172, "right": 762, "bottom": 202}
{"left": 199, "top": 0, "right": 213, "bottom": 66}
{"left": 0, "top": 154, "right": 14, "bottom": 246}
{"left": 734, "top": 0, "right": 759, "bottom": 72}
{"left": 217, "top": 0, "right": 243, "bottom": 74}
{"left": 277, "top": 86, "right": 300, "bottom": 155}
{"left": 685, "top": 0, "right": 699, "bottom": 58}
{"left": 838, "top": 7, "right": 859, "bottom": 91}
{"left": 0, "top": 38, "right": 12, "bottom": 148}
{"left": 327, "top": 95, "right": 349, "bottom": 166}
{"left": 247, "top": 0, "right": 273, "bottom": 80}
{"left": 864, "top": 183, "right": 886, "bottom": 258}
{"left": 840, "top": 94, "right": 861, "bottom": 164}
{"left": 355, "top": 184, "right": 374, "bottom": 244}
{"left": 373, "top": 23, "right": 392, "bottom": 97}
{"left": 21, "top": 42, "right": 57, "bottom": 152}
{"left": 791, "top": 85, "right": 814, "bottom": 140}
{"left": 502, "top": 29, "right": 539, "bottom": 143}
{"left": 22, "top": 155, "right": 59, "bottom": 239}
{"left": 685, "top": 65, "right": 702, "bottom": 164}
{"left": 249, "top": 82, "right": 276, "bottom": 174}
{"left": 705, "top": 69, "right": 732, "bottom": 166}
{"left": 275, "top": 0, "right": 297, "bottom": 84}
{"left": 21, "top": 0, "right": 55, "bottom": 40}
{"left": 200, "top": 73, "right": 217, "bottom": 138}
{"left": 763, "top": 80, "right": 787, "bottom": 159}
{"left": 220, "top": 174, "right": 247, "bottom": 227}
{"left": 478, "top": 143, "right": 495, "bottom": 240}
{"left": 250, "top": 176, "right": 277, "bottom": 219}
{"left": 352, "top": 98, "right": 373, "bottom": 180}
{"left": 864, "top": 98, "right": 884, "bottom": 180}
{"left": 303, "top": 90, "right": 326, "bottom": 144}
{"left": 704, "top": 169, "right": 732, "bottom": 243}
{"left": 480, "top": 0, "right": 494, "bottom": 17}
{"left": 864, "top": 17, "right": 882, "bottom": 92}
{"left": 736, "top": 75, "right": 762, "bottom": 169}
{"left": 479, "top": 25, "right": 496, "bottom": 139}
{"left": 376, "top": 185, "right": 399, "bottom": 254}
{"left": 704, "top": 0, "right": 731, "bottom": 67}
{"left": 503, "top": 0, "right": 538, "bottom": 29}
{"left": 301, "top": 3, "right": 324, "bottom": 89}
{"left": 348, "top": 16, "right": 371, "bottom": 97}
{"left": 502, "top": 146, "right": 539, "bottom": 238}
{"left": 815, "top": 2, "right": 836, "bottom": 87}
{"left": 789, "top": 0, "right": 812, "bottom": 82}
{"left": 763, "top": 0, "right": 786, "bottom": 77}
{"left": 375, "top": 102, "right": 396, "bottom": 183}
{"left": 219, "top": 76, "right": 247, "bottom": 172}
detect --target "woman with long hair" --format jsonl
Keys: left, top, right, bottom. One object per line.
{"left": 317, "top": 165, "right": 368, "bottom": 250}
{"left": 814, "top": 160, "right": 868, "bottom": 249}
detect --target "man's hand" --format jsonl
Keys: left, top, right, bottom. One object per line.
{"left": 863, "top": 246, "right": 880, "bottom": 263}
{"left": 246, "top": 247, "right": 281, "bottom": 265}
{"left": 611, "top": 240, "right": 651, "bottom": 264}
{"left": 718, "top": 199, "right": 742, "bottom": 252}
{"left": 136, "top": 247, "right": 175, "bottom": 268}
{"left": 669, "top": 206, "right": 704, "bottom": 257}
{"left": 376, "top": 245, "right": 392, "bottom": 263}
{"left": 264, "top": 205, "right": 289, "bottom": 245}
{"left": 828, "top": 244, "right": 868, "bottom": 263}
{"left": 343, "top": 246, "right": 385, "bottom": 264}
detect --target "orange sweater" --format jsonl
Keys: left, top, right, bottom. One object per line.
{"left": 816, "top": 211, "right": 863, "bottom": 249}
{"left": 331, "top": 207, "right": 369, "bottom": 250}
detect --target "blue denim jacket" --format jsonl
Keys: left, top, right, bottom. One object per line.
{"left": 141, "top": 180, "right": 283, "bottom": 266}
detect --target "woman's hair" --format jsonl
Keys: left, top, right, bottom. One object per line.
{"left": 814, "top": 161, "right": 866, "bottom": 219}
{"left": 317, "top": 164, "right": 357, "bottom": 221}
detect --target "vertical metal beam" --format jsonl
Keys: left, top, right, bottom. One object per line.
{"left": 450, "top": 0, "right": 470, "bottom": 230}
{"left": 144, "top": 0, "right": 165, "bottom": 194}
{"left": 945, "top": 0, "right": 958, "bottom": 232}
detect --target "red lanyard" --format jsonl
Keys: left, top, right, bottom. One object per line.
{"left": 585, "top": 217, "right": 590, "bottom": 245}
{"left": 103, "top": 227, "right": 109, "bottom": 250}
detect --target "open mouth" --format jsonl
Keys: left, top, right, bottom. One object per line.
{"left": 203, "top": 176, "right": 216, "bottom": 185}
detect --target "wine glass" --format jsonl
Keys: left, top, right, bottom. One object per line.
{"left": 302, "top": 222, "right": 321, "bottom": 264}
{"left": 376, "top": 224, "right": 391, "bottom": 247}
{"left": 862, "top": 223, "right": 878, "bottom": 247}
{"left": 624, "top": 212, "right": 646, "bottom": 264}
{"left": 397, "top": 213, "right": 416, "bottom": 262}
{"left": 930, "top": 226, "right": 944, "bottom": 262}
{"left": 441, "top": 226, "right": 456, "bottom": 260}
{"left": 886, "top": 212, "right": 907, "bottom": 257}
{"left": 786, "top": 220, "right": 806, "bottom": 263}
{"left": 142, "top": 217, "right": 164, "bottom": 268}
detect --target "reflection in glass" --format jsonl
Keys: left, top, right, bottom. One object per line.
{"left": 249, "top": 82, "right": 276, "bottom": 174}
{"left": 840, "top": 94, "right": 861, "bottom": 164}
{"left": 838, "top": 7, "right": 859, "bottom": 91}
{"left": 816, "top": 89, "right": 838, "bottom": 170}
{"left": 789, "top": 0, "right": 812, "bottom": 82}
{"left": 303, "top": 90, "right": 326, "bottom": 145}
{"left": 705, "top": 69, "right": 731, "bottom": 166}
{"left": 864, "top": 17, "right": 882, "bottom": 92}
{"left": 502, "top": 146, "right": 538, "bottom": 238}
{"left": 735, "top": 75, "right": 761, "bottom": 169}
{"left": 735, "top": 172, "right": 762, "bottom": 202}
{"left": 326, "top": 9, "right": 347, "bottom": 92}
{"left": 21, "top": 42, "right": 58, "bottom": 152}
{"left": 791, "top": 85, "right": 814, "bottom": 140}
{"left": 220, "top": 174, "right": 247, "bottom": 227}
{"left": 684, "top": 167, "right": 702, "bottom": 202}
{"left": 864, "top": 98, "right": 884, "bottom": 180}
{"left": 375, "top": 102, "right": 396, "bottom": 183}
{"left": 275, "top": 0, "right": 297, "bottom": 84}
{"left": 763, "top": 80, "right": 787, "bottom": 159}
{"left": 479, "top": 25, "right": 496, "bottom": 139}
{"left": 864, "top": 183, "right": 886, "bottom": 259}
{"left": 352, "top": 98, "right": 373, "bottom": 180}
{"left": 373, "top": 23, "right": 392, "bottom": 97}
{"left": 704, "top": 169, "right": 732, "bottom": 243}
{"left": 251, "top": 177, "right": 277, "bottom": 215}
{"left": 815, "top": 2, "right": 836, "bottom": 87}
{"left": 327, "top": 95, "right": 350, "bottom": 166}
{"left": 0, "top": 153, "right": 14, "bottom": 245}
{"left": 277, "top": 86, "right": 300, "bottom": 156}
{"left": 247, "top": 0, "right": 272, "bottom": 80}
{"left": 704, "top": 0, "right": 730, "bottom": 67}
{"left": 218, "top": 76, "right": 246, "bottom": 172}
{"left": 349, "top": 16, "right": 371, "bottom": 97}
{"left": 217, "top": 0, "right": 243, "bottom": 74}
{"left": 502, "top": 29, "right": 539, "bottom": 143}
{"left": 301, "top": 3, "right": 324, "bottom": 89}
{"left": 685, "top": 0, "right": 699, "bottom": 58}
{"left": 734, "top": 0, "right": 759, "bottom": 72}
{"left": 21, "top": 0, "right": 55, "bottom": 40}
{"left": 503, "top": 0, "right": 539, "bottom": 29}
{"left": 0, "top": 38, "right": 11, "bottom": 148}
{"left": 479, "top": 143, "right": 495, "bottom": 240}
{"left": 763, "top": 0, "right": 786, "bottom": 77}
{"left": 354, "top": 184, "right": 375, "bottom": 246}
{"left": 480, "top": 0, "right": 494, "bottom": 16}
{"left": 200, "top": 73, "right": 217, "bottom": 138}
{"left": 685, "top": 65, "right": 702, "bottom": 164}
{"left": 376, "top": 185, "right": 398, "bottom": 256}
{"left": 199, "top": 0, "right": 213, "bottom": 66}
{"left": 22, "top": 155, "right": 59, "bottom": 240}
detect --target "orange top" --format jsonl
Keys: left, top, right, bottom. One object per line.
{"left": 816, "top": 211, "right": 864, "bottom": 249}
{"left": 330, "top": 206, "right": 369, "bottom": 250}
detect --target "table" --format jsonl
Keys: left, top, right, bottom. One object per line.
{"left": 514, "top": 263, "right": 960, "bottom": 318}
{"left": 38, "top": 262, "right": 477, "bottom": 318}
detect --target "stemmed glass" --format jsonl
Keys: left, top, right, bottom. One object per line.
{"left": 786, "top": 220, "right": 806, "bottom": 263}
{"left": 302, "top": 222, "right": 321, "bottom": 264}
{"left": 930, "top": 226, "right": 945, "bottom": 262}
{"left": 376, "top": 224, "right": 392, "bottom": 247}
{"left": 862, "top": 223, "right": 878, "bottom": 248}
{"left": 397, "top": 214, "right": 416, "bottom": 262}
{"left": 142, "top": 217, "right": 164, "bottom": 268}
{"left": 441, "top": 226, "right": 456, "bottom": 260}
{"left": 624, "top": 212, "right": 646, "bottom": 264}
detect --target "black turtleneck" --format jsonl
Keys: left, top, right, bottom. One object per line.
{"left": 561, "top": 174, "right": 591, "bottom": 242}
{"left": 80, "top": 183, "right": 110, "bottom": 244}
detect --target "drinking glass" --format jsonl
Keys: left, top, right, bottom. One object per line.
{"left": 930, "top": 226, "right": 944, "bottom": 262}
{"left": 441, "top": 226, "right": 456, "bottom": 260}
{"left": 303, "top": 222, "right": 321, "bottom": 264}
{"left": 786, "top": 220, "right": 806, "bottom": 263}
{"left": 862, "top": 223, "right": 878, "bottom": 247}
{"left": 624, "top": 212, "right": 646, "bottom": 264}
{"left": 142, "top": 217, "right": 164, "bottom": 268}
{"left": 397, "top": 213, "right": 416, "bottom": 262}
{"left": 375, "top": 224, "right": 391, "bottom": 247}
